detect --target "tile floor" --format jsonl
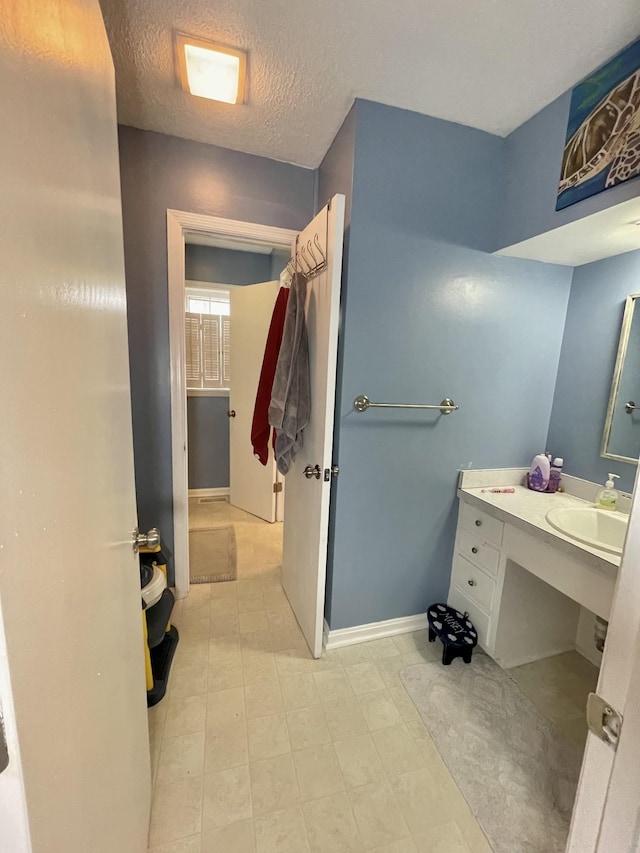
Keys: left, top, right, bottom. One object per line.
{"left": 147, "top": 500, "right": 596, "bottom": 852}
{"left": 148, "top": 587, "right": 493, "bottom": 853}
{"left": 147, "top": 501, "right": 492, "bottom": 852}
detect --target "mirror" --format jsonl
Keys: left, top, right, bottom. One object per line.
{"left": 602, "top": 293, "right": 640, "bottom": 464}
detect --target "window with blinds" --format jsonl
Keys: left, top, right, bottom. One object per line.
{"left": 184, "top": 287, "right": 231, "bottom": 390}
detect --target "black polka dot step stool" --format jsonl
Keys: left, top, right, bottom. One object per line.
{"left": 427, "top": 603, "right": 478, "bottom": 665}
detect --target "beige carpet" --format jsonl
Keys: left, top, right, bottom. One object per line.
{"left": 188, "top": 525, "right": 237, "bottom": 584}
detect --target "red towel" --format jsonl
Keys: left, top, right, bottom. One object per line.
{"left": 251, "top": 287, "right": 290, "bottom": 465}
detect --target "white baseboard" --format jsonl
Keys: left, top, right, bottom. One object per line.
{"left": 188, "top": 488, "right": 230, "bottom": 499}
{"left": 323, "top": 613, "right": 428, "bottom": 651}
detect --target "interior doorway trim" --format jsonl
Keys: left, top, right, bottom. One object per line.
{"left": 166, "top": 209, "right": 297, "bottom": 599}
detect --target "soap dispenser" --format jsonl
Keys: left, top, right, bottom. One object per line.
{"left": 596, "top": 474, "right": 621, "bottom": 511}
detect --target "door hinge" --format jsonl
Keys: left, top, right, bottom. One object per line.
{"left": 273, "top": 482, "right": 283, "bottom": 493}
{"left": 586, "top": 692, "right": 622, "bottom": 750}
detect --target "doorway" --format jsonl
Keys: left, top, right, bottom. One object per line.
{"left": 182, "top": 235, "right": 290, "bottom": 588}
{"left": 167, "top": 212, "right": 298, "bottom": 603}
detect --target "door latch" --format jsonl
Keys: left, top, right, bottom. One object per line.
{"left": 586, "top": 692, "right": 623, "bottom": 750}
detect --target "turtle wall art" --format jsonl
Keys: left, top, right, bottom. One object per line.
{"left": 557, "top": 37, "right": 640, "bottom": 210}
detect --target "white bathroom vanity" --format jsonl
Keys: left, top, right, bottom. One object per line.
{"left": 448, "top": 468, "right": 624, "bottom": 669}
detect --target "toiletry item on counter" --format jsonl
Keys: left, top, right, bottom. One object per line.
{"left": 596, "top": 474, "right": 620, "bottom": 511}
{"left": 547, "top": 457, "right": 563, "bottom": 494}
{"left": 481, "top": 488, "right": 515, "bottom": 494}
{"left": 528, "top": 452, "right": 551, "bottom": 491}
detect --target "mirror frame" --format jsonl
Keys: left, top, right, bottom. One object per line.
{"left": 601, "top": 292, "right": 640, "bottom": 465}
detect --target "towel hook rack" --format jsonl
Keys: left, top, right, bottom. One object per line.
{"left": 353, "top": 395, "right": 459, "bottom": 415}
{"left": 299, "top": 244, "right": 313, "bottom": 276}
{"left": 306, "top": 238, "right": 319, "bottom": 268}
{"left": 285, "top": 225, "right": 329, "bottom": 284}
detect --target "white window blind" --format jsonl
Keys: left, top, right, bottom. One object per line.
{"left": 222, "top": 317, "right": 231, "bottom": 385}
{"left": 184, "top": 287, "right": 231, "bottom": 390}
{"left": 202, "top": 315, "right": 221, "bottom": 387}
{"left": 185, "top": 312, "right": 202, "bottom": 386}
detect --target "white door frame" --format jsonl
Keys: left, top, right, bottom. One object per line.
{"left": 166, "top": 210, "right": 297, "bottom": 599}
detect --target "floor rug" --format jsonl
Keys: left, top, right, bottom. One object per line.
{"left": 400, "top": 655, "right": 583, "bottom": 853}
{"left": 188, "top": 525, "right": 237, "bottom": 584}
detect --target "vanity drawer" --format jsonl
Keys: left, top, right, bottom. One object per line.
{"left": 457, "top": 529, "right": 500, "bottom": 577}
{"left": 451, "top": 555, "right": 496, "bottom": 613}
{"left": 447, "top": 587, "right": 491, "bottom": 650}
{"left": 460, "top": 502, "right": 504, "bottom": 547}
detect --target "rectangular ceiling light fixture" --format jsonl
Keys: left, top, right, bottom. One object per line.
{"left": 175, "top": 33, "right": 246, "bottom": 104}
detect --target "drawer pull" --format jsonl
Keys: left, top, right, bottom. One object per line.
{"left": 475, "top": 519, "right": 482, "bottom": 527}
{"left": 468, "top": 579, "right": 477, "bottom": 587}
{"left": 471, "top": 547, "right": 479, "bottom": 554}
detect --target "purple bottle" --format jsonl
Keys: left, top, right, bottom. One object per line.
{"left": 528, "top": 453, "right": 550, "bottom": 491}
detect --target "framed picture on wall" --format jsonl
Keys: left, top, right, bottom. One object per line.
{"left": 556, "top": 36, "right": 640, "bottom": 211}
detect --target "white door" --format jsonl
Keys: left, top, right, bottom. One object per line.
{"left": 282, "top": 196, "right": 345, "bottom": 657}
{"left": 568, "top": 466, "right": 640, "bottom": 852}
{"left": 0, "top": 3, "right": 150, "bottom": 852}
{"left": 229, "top": 280, "right": 282, "bottom": 521}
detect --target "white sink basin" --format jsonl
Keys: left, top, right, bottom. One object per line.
{"left": 546, "top": 507, "right": 628, "bottom": 555}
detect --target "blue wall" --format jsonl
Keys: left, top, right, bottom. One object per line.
{"left": 500, "top": 92, "right": 640, "bottom": 251}
{"left": 318, "top": 105, "right": 357, "bottom": 229}
{"left": 185, "top": 244, "right": 289, "bottom": 285}
{"left": 271, "top": 250, "right": 290, "bottom": 280}
{"left": 187, "top": 396, "right": 230, "bottom": 489}
{"left": 547, "top": 249, "right": 640, "bottom": 493}
{"left": 118, "top": 126, "right": 314, "bottom": 567}
{"left": 186, "top": 245, "right": 272, "bottom": 284}
{"left": 325, "top": 100, "right": 572, "bottom": 630}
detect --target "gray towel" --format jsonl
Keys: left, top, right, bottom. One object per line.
{"left": 268, "top": 273, "right": 310, "bottom": 475}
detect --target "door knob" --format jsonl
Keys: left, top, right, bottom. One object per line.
{"left": 304, "top": 465, "right": 322, "bottom": 480}
{"left": 133, "top": 527, "right": 160, "bottom": 553}
{"left": 227, "top": 410, "right": 236, "bottom": 418}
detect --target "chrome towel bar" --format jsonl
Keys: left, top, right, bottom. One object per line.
{"left": 353, "top": 395, "right": 458, "bottom": 415}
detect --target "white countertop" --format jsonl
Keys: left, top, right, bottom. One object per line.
{"left": 458, "top": 484, "right": 622, "bottom": 573}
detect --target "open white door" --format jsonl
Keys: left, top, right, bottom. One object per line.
{"left": 0, "top": 3, "right": 150, "bottom": 851}
{"left": 568, "top": 467, "right": 640, "bottom": 852}
{"left": 282, "top": 196, "right": 345, "bottom": 658}
{"left": 229, "top": 281, "right": 282, "bottom": 522}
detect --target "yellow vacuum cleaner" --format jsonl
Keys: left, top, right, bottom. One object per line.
{"left": 140, "top": 533, "right": 179, "bottom": 706}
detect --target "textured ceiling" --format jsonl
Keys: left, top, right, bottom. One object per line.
{"left": 100, "top": 0, "right": 640, "bottom": 169}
